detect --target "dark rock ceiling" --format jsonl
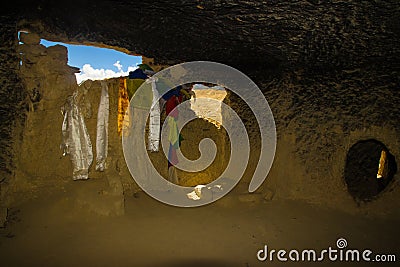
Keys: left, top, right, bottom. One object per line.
{"left": 7, "top": 0, "right": 400, "bottom": 73}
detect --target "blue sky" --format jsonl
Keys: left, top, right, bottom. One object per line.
{"left": 40, "top": 39, "right": 142, "bottom": 83}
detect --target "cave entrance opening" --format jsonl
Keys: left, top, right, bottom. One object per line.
{"left": 344, "top": 139, "right": 397, "bottom": 201}
{"left": 18, "top": 30, "right": 144, "bottom": 86}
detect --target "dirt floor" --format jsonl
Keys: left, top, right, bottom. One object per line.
{"left": 0, "top": 177, "right": 399, "bottom": 267}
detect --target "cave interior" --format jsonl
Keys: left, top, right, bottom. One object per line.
{"left": 0, "top": 1, "right": 399, "bottom": 266}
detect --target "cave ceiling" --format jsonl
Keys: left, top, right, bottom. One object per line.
{"left": 6, "top": 0, "right": 398, "bottom": 73}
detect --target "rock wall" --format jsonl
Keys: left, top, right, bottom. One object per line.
{"left": 10, "top": 37, "right": 129, "bottom": 214}
{"left": 0, "top": 17, "right": 26, "bottom": 208}
{"left": 0, "top": 1, "right": 399, "bottom": 217}
{"left": 6, "top": 32, "right": 78, "bottom": 204}
{"left": 228, "top": 68, "right": 400, "bottom": 217}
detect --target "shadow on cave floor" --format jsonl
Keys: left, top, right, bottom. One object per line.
{"left": 0, "top": 179, "right": 399, "bottom": 267}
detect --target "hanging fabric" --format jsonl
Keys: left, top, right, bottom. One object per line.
{"left": 127, "top": 68, "right": 148, "bottom": 99}
{"left": 162, "top": 86, "right": 185, "bottom": 184}
{"left": 126, "top": 78, "right": 145, "bottom": 100}
{"left": 167, "top": 115, "right": 180, "bottom": 150}
{"left": 95, "top": 81, "right": 109, "bottom": 171}
{"left": 163, "top": 86, "right": 182, "bottom": 118}
{"left": 147, "top": 76, "right": 160, "bottom": 152}
{"left": 167, "top": 115, "right": 180, "bottom": 184}
{"left": 117, "top": 77, "right": 129, "bottom": 136}
{"left": 61, "top": 90, "right": 93, "bottom": 180}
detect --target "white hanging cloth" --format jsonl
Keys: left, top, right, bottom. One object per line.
{"left": 147, "top": 76, "right": 160, "bottom": 152}
{"left": 95, "top": 81, "right": 109, "bottom": 171}
{"left": 61, "top": 90, "right": 93, "bottom": 180}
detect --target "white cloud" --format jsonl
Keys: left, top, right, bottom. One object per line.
{"left": 75, "top": 61, "right": 138, "bottom": 84}
{"left": 113, "top": 60, "right": 123, "bottom": 71}
{"left": 127, "top": 66, "right": 137, "bottom": 72}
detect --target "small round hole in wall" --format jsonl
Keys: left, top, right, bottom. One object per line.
{"left": 344, "top": 139, "right": 397, "bottom": 201}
